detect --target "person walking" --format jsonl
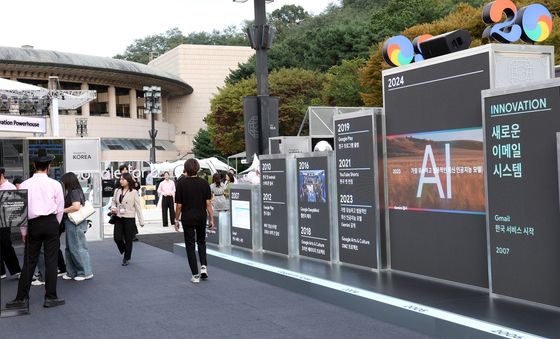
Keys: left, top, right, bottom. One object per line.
{"left": 0, "top": 168, "right": 21, "bottom": 280}
{"left": 111, "top": 173, "right": 144, "bottom": 266}
{"left": 6, "top": 149, "right": 65, "bottom": 309}
{"left": 157, "top": 171, "right": 175, "bottom": 227}
{"left": 114, "top": 164, "right": 140, "bottom": 241}
{"left": 175, "top": 159, "right": 214, "bottom": 283}
{"left": 60, "top": 172, "right": 93, "bottom": 281}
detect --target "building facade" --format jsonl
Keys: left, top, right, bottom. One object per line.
{"left": 149, "top": 44, "right": 254, "bottom": 155}
{"left": 0, "top": 44, "right": 253, "bottom": 167}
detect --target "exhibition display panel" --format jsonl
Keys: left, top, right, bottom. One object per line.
{"left": 259, "top": 154, "right": 297, "bottom": 256}
{"left": 334, "top": 110, "right": 383, "bottom": 269}
{"left": 482, "top": 80, "right": 560, "bottom": 308}
{"left": 295, "top": 152, "right": 337, "bottom": 261}
{"left": 229, "top": 184, "right": 261, "bottom": 250}
{"left": 382, "top": 44, "right": 553, "bottom": 287}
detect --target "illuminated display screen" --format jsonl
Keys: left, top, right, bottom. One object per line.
{"left": 298, "top": 170, "right": 327, "bottom": 204}
{"left": 387, "top": 128, "right": 485, "bottom": 215}
{"left": 230, "top": 187, "right": 253, "bottom": 249}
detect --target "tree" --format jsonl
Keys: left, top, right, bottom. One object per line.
{"left": 192, "top": 128, "right": 220, "bottom": 159}
{"left": 114, "top": 28, "right": 187, "bottom": 64}
{"left": 206, "top": 68, "right": 326, "bottom": 155}
{"left": 268, "top": 5, "right": 310, "bottom": 41}
{"left": 322, "top": 58, "right": 366, "bottom": 107}
{"left": 114, "top": 26, "right": 248, "bottom": 64}
{"left": 184, "top": 26, "right": 248, "bottom": 46}
{"left": 225, "top": 55, "right": 256, "bottom": 85}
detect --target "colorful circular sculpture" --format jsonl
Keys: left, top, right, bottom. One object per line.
{"left": 517, "top": 4, "right": 553, "bottom": 43}
{"left": 382, "top": 35, "right": 414, "bottom": 67}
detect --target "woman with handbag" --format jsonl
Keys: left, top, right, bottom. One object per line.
{"left": 111, "top": 173, "right": 144, "bottom": 266}
{"left": 60, "top": 172, "right": 93, "bottom": 281}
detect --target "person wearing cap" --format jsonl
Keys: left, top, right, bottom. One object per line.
{"left": 6, "top": 149, "right": 65, "bottom": 309}
{"left": 12, "top": 176, "right": 23, "bottom": 189}
{"left": 0, "top": 168, "right": 22, "bottom": 280}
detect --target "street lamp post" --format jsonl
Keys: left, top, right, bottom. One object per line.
{"left": 143, "top": 86, "right": 161, "bottom": 163}
{"left": 75, "top": 117, "right": 88, "bottom": 137}
{"left": 234, "top": 0, "right": 278, "bottom": 160}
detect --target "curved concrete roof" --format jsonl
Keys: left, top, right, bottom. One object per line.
{"left": 0, "top": 46, "right": 193, "bottom": 96}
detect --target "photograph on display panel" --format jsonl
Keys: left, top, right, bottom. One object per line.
{"left": 298, "top": 170, "right": 327, "bottom": 204}
{"left": 387, "top": 127, "right": 485, "bottom": 214}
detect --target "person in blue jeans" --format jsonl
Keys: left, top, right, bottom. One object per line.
{"left": 60, "top": 172, "right": 93, "bottom": 281}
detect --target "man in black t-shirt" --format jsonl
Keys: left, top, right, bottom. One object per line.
{"left": 174, "top": 158, "right": 214, "bottom": 284}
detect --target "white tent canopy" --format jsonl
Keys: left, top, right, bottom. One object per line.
{"left": 150, "top": 157, "right": 234, "bottom": 178}
{"left": 0, "top": 77, "right": 49, "bottom": 98}
{"left": 0, "top": 77, "right": 49, "bottom": 92}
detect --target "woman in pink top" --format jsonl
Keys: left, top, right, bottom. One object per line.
{"left": 157, "top": 171, "right": 175, "bottom": 227}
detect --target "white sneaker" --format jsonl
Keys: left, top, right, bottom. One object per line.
{"left": 74, "top": 274, "right": 94, "bottom": 281}
{"left": 200, "top": 266, "right": 208, "bottom": 279}
{"left": 191, "top": 274, "right": 200, "bottom": 284}
{"left": 57, "top": 271, "right": 67, "bottom": 277}
{"left": 31, "top": 279, "right": 45, "bottom": 286}
{"left": 0, "top": 274, "right": 6, "bottom": 279}
{"left": 62, "top": 274, "right": 74, "bottom": 280}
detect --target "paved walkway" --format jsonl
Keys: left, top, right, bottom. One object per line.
{"left": 1, "top": 240, "right": 432, "bottom": 339}
{"left": 103, "top": 208, "right": 176, "bottom": 238}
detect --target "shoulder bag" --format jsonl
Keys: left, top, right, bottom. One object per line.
{"left": 68, "top": 201, "right": 96, "bottom": 225}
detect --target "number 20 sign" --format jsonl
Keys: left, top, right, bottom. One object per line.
{"left": 483, "top": 0, "right": 552, "bottom": 43}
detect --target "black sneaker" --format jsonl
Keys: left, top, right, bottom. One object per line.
{"left": 6, "top": 298, "right": 28, "bottom": 309}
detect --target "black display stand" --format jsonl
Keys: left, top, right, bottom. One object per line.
{"left": 0, "top": 189, "right": 29, "bottom": 317}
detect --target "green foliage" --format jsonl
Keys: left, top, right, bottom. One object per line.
{"left": 268, "top": 5, "right": 310, "bottom": 41}
{"left": 225, "top": 55, "right": 256, "bottom": 85}
{"left": 192, "top": 128, "right": 220, "bottom": 159}
{"left": 114, "top": 26, "right": 248, "bottom": 64}
{"left": 184, "top": 26, "right": 248, "bottom": 46}
{"left": 207, "top": 68, "right": 325, "bottom": 155}
{"left": 232, "top": 0, "right": 482, "bottom": 79}
{"left": 114, "top": 28, "right": 187, "bottom": 64}
{"left": 322, "top": 58, "right": 366, "bottom": 107}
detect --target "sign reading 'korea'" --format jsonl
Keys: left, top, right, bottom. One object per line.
{"left": 65, "top": 138, "right": 100, "bottom": 173}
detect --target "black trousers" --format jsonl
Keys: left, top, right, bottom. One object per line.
{"left": 113, "top": 217, "right": 136, "bottom": 260}
{"left": 16, "top": 214, "right": 60, "bottom": 300}
{"left": 183, "top": 224, "right": 207, "bottom": 275}
{"left": 0, "top": 228, "right": 21, "bottom": 276}
{"left": 161, "top": 196, "right": 175, "bottom": 226}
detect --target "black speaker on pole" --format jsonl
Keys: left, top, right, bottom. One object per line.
{"left": 419, "top": 29, "right": 472, "bottom": 60}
